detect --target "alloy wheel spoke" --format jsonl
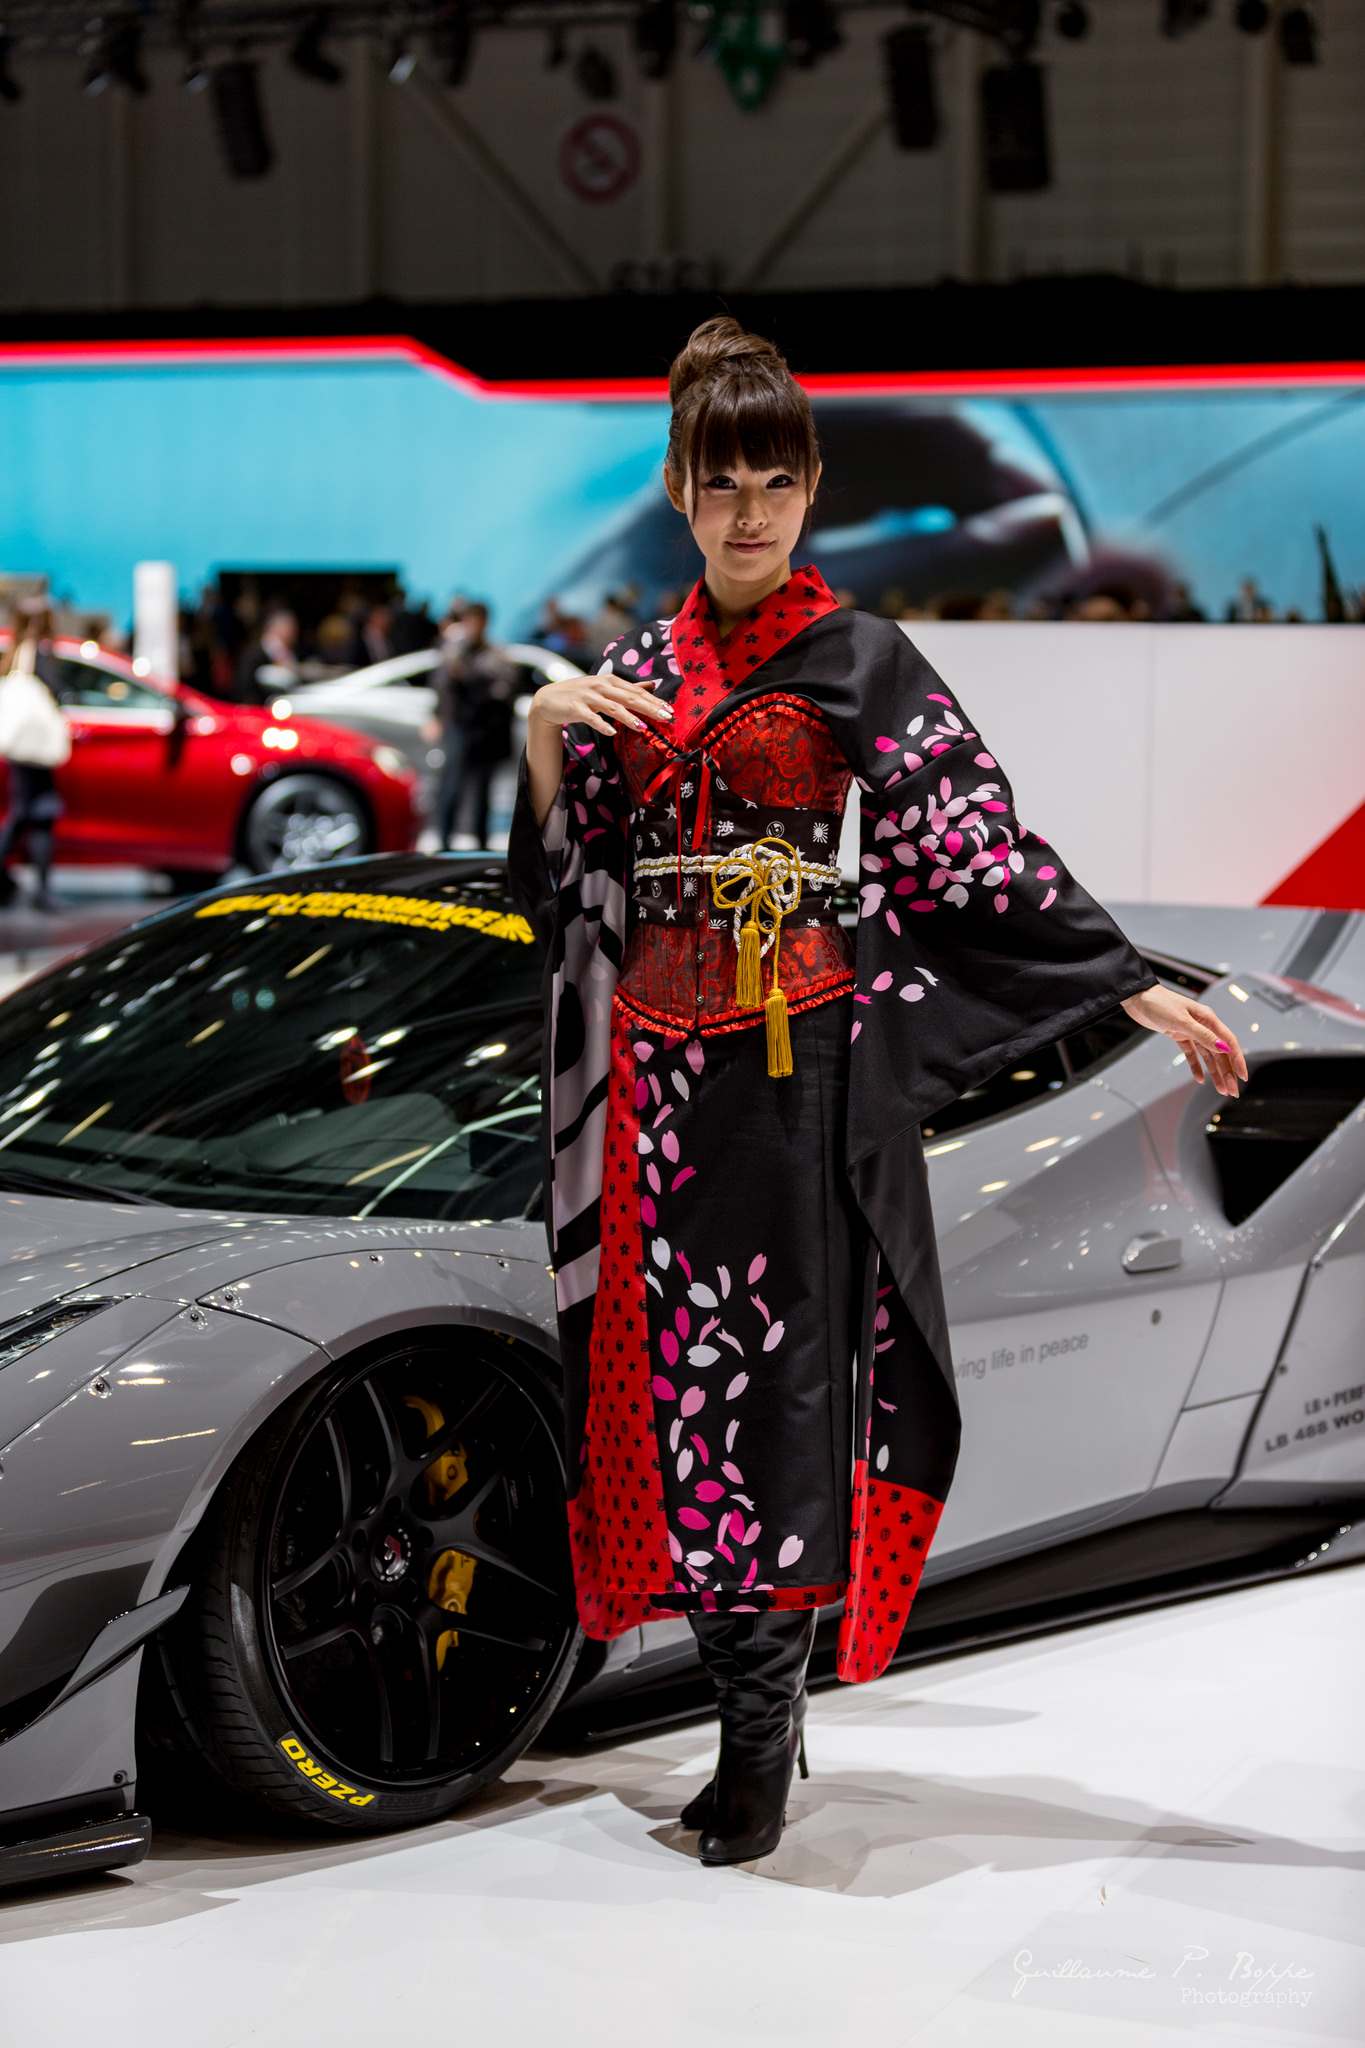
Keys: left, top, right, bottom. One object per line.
{"left": 324, "top": 1412, "right": 353, "bottom": 1529}
{"left": 411, "top": 1617, "right": 446, "bottom": 1764}
{"left": 434, "top": 1535, "right": 562, "bottom": 1606}
{"left": 279, "top": 1619, "right": 365, "bottom": 1662}
{"left": 423, "top": 1473, "right": 562, "bottom": 1604}
{"left": 357, "top": 1374, "right": 407, "bottom": 1493}
{"left": 421, "top": 1372, "right": 520, "bottom": 1463}
{"left": 274, "top": 1539, "right": 347, "bottom": 1604}
{"left": 419, "top": 1598, "right": 550, "bottom": 1657}
{"left": 362, "top": 1638, "right": 399, "bottom": 1766}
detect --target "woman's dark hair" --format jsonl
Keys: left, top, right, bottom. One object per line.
{"left": 665, "top": 315, "right": 822, "bottom": 541}
{"left": 0, "top": 596, "right": 55, "bottom": 680}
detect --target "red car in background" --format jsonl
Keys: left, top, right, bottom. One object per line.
{"left": 0, "top": 635, "right": 422, "bottom": 889}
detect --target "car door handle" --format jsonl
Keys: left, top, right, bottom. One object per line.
{"left": 1122, "top": 1231, "right": 1183, "bottom": 1274}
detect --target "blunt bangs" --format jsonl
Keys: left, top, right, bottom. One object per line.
{"left": 685, "top": 374, "right": 816, "bottom": 510}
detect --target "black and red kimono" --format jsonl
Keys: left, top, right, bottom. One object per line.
{"left": 506, "top": 562, "right": 1157, "bottom": 1683}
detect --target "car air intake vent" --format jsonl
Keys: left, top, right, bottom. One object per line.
{"left": 1205, "top": 1057, "right": 1365, "bottom": 1227}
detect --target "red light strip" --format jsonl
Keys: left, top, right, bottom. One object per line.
{"left": 0, "top": 334, "right": 1361, "bottom": 399}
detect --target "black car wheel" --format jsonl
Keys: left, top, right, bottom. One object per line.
{"left": 241, "top": 773, "right": 371, "bottom": 872}
{"left": 155, "top": 1339, "right": 583, "bottom": 1831}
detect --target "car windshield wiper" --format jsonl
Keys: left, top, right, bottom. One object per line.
{"left": 0, "top": 1165, "right": 163, "bottom": 1207}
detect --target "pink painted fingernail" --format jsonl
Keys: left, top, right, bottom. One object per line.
{"left": 1215, "top": 1039, "right": 1230, "bottom": 1051}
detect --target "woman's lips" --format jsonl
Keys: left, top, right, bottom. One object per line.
{"left": 727, "top": 540, "right": 771, "bottom": 551}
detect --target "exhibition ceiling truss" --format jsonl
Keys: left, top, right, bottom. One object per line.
{"left": 0, "top": 2, "right": 1320, "bottom": 211}
{"left": 0, "top": 2, "right": 1322, "bottom": 79}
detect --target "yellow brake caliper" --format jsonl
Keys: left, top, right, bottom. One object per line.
{"left": 402, "top": 1394, "right": 473, "bottom": 1673}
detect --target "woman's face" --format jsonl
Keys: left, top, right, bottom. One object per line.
{"left": 665, "top": 455, "right": 821, "bottom": 589}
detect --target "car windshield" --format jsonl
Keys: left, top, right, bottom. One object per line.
{"left": 0, "top": 863, "right": 545, "bottom": 1221}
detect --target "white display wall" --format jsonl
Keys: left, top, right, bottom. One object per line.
{"left": 832, "top": 623, "right": 1364, "bottom": 910}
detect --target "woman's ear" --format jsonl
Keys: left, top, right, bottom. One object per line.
{"left": 662, "top": 461, "right": 687, "bottom": 518}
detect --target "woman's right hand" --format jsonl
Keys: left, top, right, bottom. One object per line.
{"left": 529, "top": 672, "right": 675, "bottom": 741}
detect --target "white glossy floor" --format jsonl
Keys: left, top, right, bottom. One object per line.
{"left": 2, "top": 1564, "right": 1360, "bottom": 2048}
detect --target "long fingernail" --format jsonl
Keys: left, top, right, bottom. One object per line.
{"left": 1215, "top": 1040, "right": 1230, "bottom": 1050}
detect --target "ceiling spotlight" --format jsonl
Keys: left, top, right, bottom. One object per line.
{"left": 635, "top": 0, "right": 678, "bottom": 81}
{"left": 574, "top": 42, "right": 618, "bottom": 99}
{"left": 387, "top": 34, "right": 416, "bottom": 83}
{"left": 1234, "top": 0, "right": 1270, "bottom": 30}
{"left": 183, "top": 43, "right": 211, "bottom": 91}
{"left": 84, "top": 17, "right": 150, "bottom": 96}
{"left": 981, "top": 58, "right": 1051, "bottom": 193}
{"left": 1055, "top": 2, "right": 1089, "bottom": 38}
{"left": 690, "top": 10, "right": 720, "bottom": 60}
{"left": 288, "top": 9, "right": 344, "bottom": 86}
{"left": 432, "top": 1, "right": 473, "bottom": 87}
{"left": 1279, "top": 6, "right": 1318, "bottom": 64}
{"left": 785, "top": 0, "right": 844, "bottom": 70}
{"left": 0, "top": 33, "right": 22, "bottom": 103}
{"left": 882, "top": 25, "right": 938, "bottom": 150}
{"left": 209, "top": 55, "right": 275, "bottom": 178}
{"left": 1159, "top": 0, "right": 1211, "bottom": 36}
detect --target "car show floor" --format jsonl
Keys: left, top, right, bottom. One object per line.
{"left": 1, "top": 1565, "right": 1359, "bottom": 2047}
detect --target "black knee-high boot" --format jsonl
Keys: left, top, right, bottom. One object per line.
{"left": 679, "top": 1608, "right": 813, "bottom": 1831}
{"left": 682, "top": 1606, "right": 818, "bottom": 1865}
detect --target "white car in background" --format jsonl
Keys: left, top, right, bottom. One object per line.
{"left": 278, "top": 643, "right": 591, "bottom": 805}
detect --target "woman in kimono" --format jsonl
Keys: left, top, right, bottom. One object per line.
{"left": 506, "top": 315, "right": 1248, "bottom": 1868}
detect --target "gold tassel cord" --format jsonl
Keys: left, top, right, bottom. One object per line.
{"left": 736, "top": 916, "right": 763, "bottom": 1007}
{"left": 765, "top": 979, "right": 792, "bottom": 1077}
{"left": 710, "top": 835, "right": 804, "bottom": 1078}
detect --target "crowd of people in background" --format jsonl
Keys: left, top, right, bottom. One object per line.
{"left": 53, "top": 560, "right": 1360, "bottom": 701}
{"left": 893, "top": 571, "right": 1362, "bottom": 624}
{"left": 5, "top": 560, "right": 1356, "bottom": 878}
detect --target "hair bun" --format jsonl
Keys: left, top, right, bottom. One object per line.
{"left": 668, "top": 314, "right": 784, "bottom": 407}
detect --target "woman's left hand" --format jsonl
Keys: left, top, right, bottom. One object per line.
{"left": 1119, "top": 982, "right": 1249, "bottom": 1098}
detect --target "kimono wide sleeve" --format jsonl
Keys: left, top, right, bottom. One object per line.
{"left": 505, "top": 733, "right": 572, "bottom": 954}
{"left": 505, "top": 709, "right": 632, "bottom": 951}
{"left": 504, "top": 699, "right": 633, "bottom": 1501}
{"left": 807, "top": 617, "right": 1160, "bottom": 1682}
{"left": 823, "top": 621, "right": 1160, "bottom": 1169}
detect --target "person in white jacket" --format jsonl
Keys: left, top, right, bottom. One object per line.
{"left": 0, "top": 597, "right": 68, "bottom": 913}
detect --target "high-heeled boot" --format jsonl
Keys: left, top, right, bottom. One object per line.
{"left": 678, "top": 1609, "right": 810, "bottom": 1831}
{"left": 695, "top": 1607, "right": 818, "bottom": 1867}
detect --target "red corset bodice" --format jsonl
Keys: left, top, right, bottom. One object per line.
{"left": 614, "top": 691, "right": 856, "bottom": 1033}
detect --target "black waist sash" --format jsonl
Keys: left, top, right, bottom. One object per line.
{"left": 628, "top": 794, "right": 844, "bottom": 929}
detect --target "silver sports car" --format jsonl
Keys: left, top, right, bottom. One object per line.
{"left": 0, "top": 855, "right": 1361, "bottom": 1887}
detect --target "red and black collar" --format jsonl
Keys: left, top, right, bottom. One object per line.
{"left": 640, "top": 562, "right": 842, "bottom": 912}
{"left": 666, "top": 561, "right": 842, "bottom": 726}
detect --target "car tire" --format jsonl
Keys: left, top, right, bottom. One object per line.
{"left": 152, "top": 1340, "right": 584, "bottom": 1832}
{"left": 239, "top": 773, "right": 372, "bottom": 873}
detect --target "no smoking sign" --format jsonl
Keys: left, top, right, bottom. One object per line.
{"left": 560, "top": 114, "right": 641, "bottom": 204}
